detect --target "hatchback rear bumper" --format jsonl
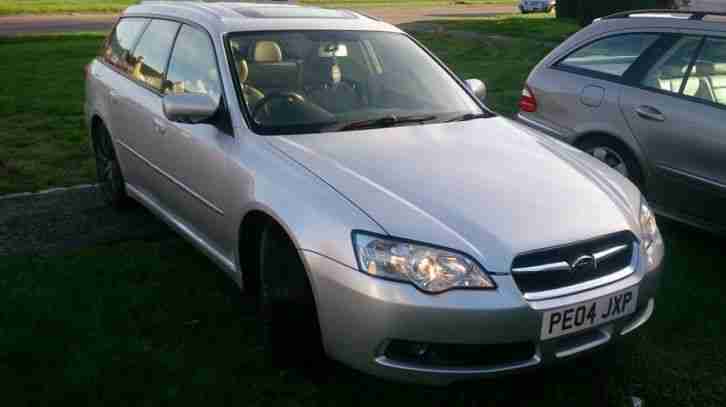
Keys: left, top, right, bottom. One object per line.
{"left": 305, "top": 250, "right": 660, "bottom": 385}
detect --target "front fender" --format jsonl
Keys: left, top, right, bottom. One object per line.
{"left": 229, "top": 132, "right": 385, "bottom": 274}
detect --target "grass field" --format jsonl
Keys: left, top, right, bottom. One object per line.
{"left": 0, "top": 0, "right": 517, "bottom": 15}
{"left": 0, "top": 215, "right": 724, "bottom": 405}
{"left": 0, "top": 34, "right": 102, "bottom": 194}
{"left": 0, "top": 14, "right": 574, "bottom": 195}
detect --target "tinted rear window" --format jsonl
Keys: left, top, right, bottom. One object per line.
{"left": 129, "top": 19, "right": 181, "bottom": 91}
{"left": 559, "top": 34, "right": 660, "bottom": 77}
{"left": 103, "top": 18, "right": 149, "bottom": 72}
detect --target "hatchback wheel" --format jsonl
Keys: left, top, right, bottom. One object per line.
{"left": 94, "top": 125, "right": 129, "bottom": 208}
{"left": 258, "top": 223, "right": 324, "bottom": 368}
{"left": 579, "top": 137, "right": 644, "bottom": 190}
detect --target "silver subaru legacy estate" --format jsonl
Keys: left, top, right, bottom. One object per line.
{"left": 85, "top": 1, "right": 664, "bottom": 384}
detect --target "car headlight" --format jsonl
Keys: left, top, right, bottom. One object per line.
{"left": 352, "top": 232, "right": 496, "bottom": 294}
{"left": 639, "top": 198, "right": 664, "bottom": 271}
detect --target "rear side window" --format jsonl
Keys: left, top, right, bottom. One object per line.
{"left": 684, "top": 37, "right": 726, "bottom": 106}
{"left": 559, "top": 34, "right": 660, "bottom": 78}
{"left": 129, "top": 19, "right": 181, "bottom": 91}
{"left": 103, "top": 18, "right": 149, "bottom": 73}
{"left": 165, "top": 25, "right": 222, "bottom": 100}
{"left": 641, "top": 36, "right": 702, "bottom": 94}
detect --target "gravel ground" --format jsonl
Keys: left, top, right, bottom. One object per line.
{"left": 0, "top": 186, "right": 172, "bottom": 256}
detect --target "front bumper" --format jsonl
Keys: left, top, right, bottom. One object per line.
{"left": 305, "top": 250, "right": 661, "bottom": 385}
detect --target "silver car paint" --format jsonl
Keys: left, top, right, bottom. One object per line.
{"left": 518, "top": 16, "right": 726, "bottom": 231}
{"left": 86, "top": 2, "right": 662, "bottom": 384}
{"left": 267, "top": 117, "right": 642, "bottom": 273}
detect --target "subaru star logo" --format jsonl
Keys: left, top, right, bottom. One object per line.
{"left": 570, "top": 255, "right": 597, "bottom": 274}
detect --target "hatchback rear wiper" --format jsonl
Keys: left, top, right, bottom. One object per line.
{"left": 444, "top": 112, "right": 490, "bottom": 123}
{"left": 336, "top": 114, "right": 438, "bottom": 131}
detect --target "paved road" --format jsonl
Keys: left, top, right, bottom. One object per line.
{"left": 0, "top": 4, "right": 517, "bottom": 36}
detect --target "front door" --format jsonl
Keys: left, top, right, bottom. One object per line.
{"left": 159, "top": 24, "right": 235, "bottom": 253}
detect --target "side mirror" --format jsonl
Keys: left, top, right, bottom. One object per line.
{"left": 163, "top": 93, "right": 219, "bottom": 124}
{"left": 465, "top": 79, "right": 487, "bottom": 101}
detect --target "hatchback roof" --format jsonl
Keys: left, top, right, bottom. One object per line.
{"left": 125, "top": 1, "right": 398, "bottom": 34}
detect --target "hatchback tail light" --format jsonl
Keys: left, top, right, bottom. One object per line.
{"left": 518, "top": 85, "right": 538, "bottom": 113}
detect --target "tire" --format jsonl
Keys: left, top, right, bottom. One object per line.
{"left": 93, "top": 124, "right": 131, "bottom": 209}
{"left": 577, "top": 136, "right": 645, "bottom": 191}
{"left": 258, "top": 222, "right": 324, "bottom": 369}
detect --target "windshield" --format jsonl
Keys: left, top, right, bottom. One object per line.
{"left": 227, "top": 30, "right": 490, "bottom": 135}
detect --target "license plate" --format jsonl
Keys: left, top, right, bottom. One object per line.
{"left": 540, "top": 288, "right": 638, "bottom": 340}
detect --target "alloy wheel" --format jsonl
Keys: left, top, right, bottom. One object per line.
{"left": 95, "top": 131, "right": 121, "bottom": 202}
{"left": 586, "top": 146, "right": 629, "bottom": 178}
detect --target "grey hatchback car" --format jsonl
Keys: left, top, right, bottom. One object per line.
{"left": 85, "top": 1, "right": 663, "bottom": 384}
{"left": 518, "top": 10, "right": 726, "bottom": 233}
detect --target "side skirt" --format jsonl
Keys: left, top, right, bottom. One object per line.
{"left": 125, "top": 182, "right": 241, "bottom": 287}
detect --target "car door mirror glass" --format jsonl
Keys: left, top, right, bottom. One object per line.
{"left": 466, "top": 78, "right": 487, "bottom": 101}
{"left": 163, "top": 93, "right": 219, "bottom": 124}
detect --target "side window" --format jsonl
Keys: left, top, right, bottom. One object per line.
{"left": 165, "top": 25, "right": 222, "bottom": 100}
{"left": 559, "top": 34, "right": 660, "bottom": 77}
{"left": 684, "top": 37, "right": 726, "bottom": 106}
{"left": 129, "top": 19, "right": 180, "bottom": 91}
{"left": 641, "top": 36, "right": 702, "bottom": 94}
{"left": 103, "top": 18, "right": 149, "bottom": 73}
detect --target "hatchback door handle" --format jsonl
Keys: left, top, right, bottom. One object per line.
{"left": 635, "top": 105, "right": 665, "bottom": 122}
{"left": 153, "top": 118, "right": 168, "bottom": 135}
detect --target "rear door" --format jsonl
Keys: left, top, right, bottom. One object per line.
{"left": 160, "top": 24, "right": 235, "bottom": 252}
{"left": 620, "top": 35, "right": 726, "bottom": 227}
{"left": 112, "top": 18, "right": 181, "bottom": 200}
{"left": 95, "top": 17, "right": 149, "bottom": 185}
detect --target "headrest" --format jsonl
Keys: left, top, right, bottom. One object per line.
{"left": 239, "top": 59, "right": 249, "bottom": 82}
{"left": 695, "top": 62, "right": 715, "bottom": 75}
{"left": 254, "top": 41, "right": 282, "bottom": 63}
{"left": 714, "top": 63, "right": 726, "bottom": 74}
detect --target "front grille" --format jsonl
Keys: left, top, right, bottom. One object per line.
{"left": 512, "top": 231, "right": 636, "bottom": 295}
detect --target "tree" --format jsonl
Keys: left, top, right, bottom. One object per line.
{"left": 557, "top": 0, "right": 679, "bottom": 25}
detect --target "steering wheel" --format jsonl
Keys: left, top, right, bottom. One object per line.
{"left": 252, "top": 91, "right": 307, "bottom": 122}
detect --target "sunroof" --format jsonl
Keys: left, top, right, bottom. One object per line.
{"left": 233, "top": 6, "right": 356, "bottom": 19}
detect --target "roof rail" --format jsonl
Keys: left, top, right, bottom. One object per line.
{"left": 603, "top": 8, "right": 726, "bottom": 21}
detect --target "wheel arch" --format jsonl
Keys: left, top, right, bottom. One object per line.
{"left": 573, "top": 130, "right": 651, "bottom": 188}
{"left": 89, "top": 114, "right": 107, "bottom": 150}
{"left": 236, "top": 205, "right": 316, "bottom": 298}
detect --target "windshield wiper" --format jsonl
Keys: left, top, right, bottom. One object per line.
{"left": 336, "top": 114, "right": 438, "bottom": 131}
{"left": 444, "top": 112, "right": 490, "bottom": 123}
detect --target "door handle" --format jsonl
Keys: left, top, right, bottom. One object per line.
{"left": 109, "top": 90, "right": 119, "bottom": 105}
{"left": 153, "top": 118, "right": 168, "bottom": 135}
{"left": 635, "top": 105, "right": 665, "bottom": 122}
